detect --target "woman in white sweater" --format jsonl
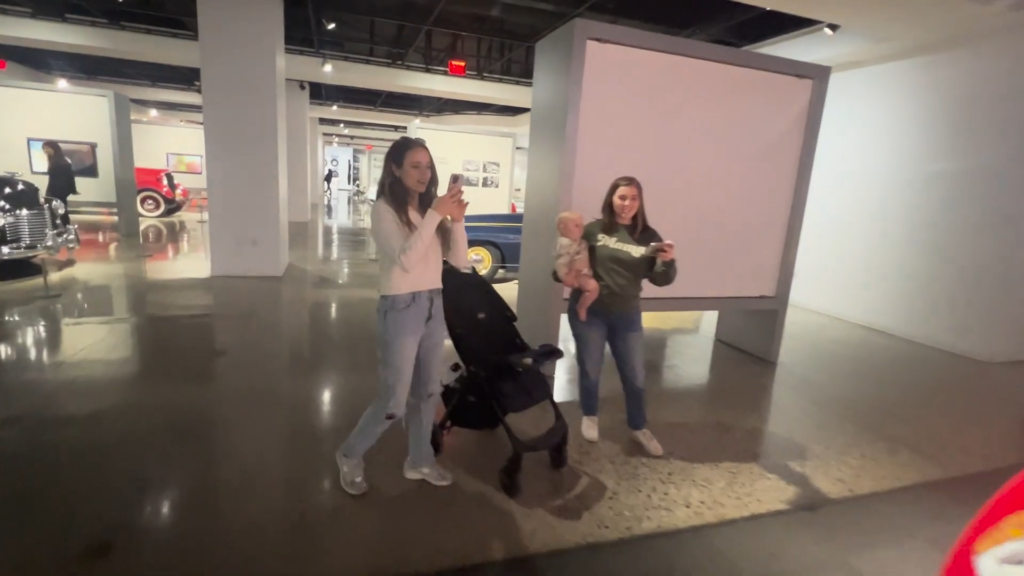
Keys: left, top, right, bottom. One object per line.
{"left": 336, "top": 137, "right": 469, "bottom": 496}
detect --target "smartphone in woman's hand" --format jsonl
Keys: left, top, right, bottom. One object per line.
{"left": 644, "top": 241, "right": 672, "bottom": 256}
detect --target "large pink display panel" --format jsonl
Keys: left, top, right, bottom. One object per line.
{"left": 572, "top": 41, "right": 814, "bottom": 298}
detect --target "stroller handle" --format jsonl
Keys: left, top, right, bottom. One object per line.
{"left": 508, "top": 344, "right": 564, "bottom": 369}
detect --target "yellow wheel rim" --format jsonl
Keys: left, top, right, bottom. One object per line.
{"left": 467, "top": 246, "right": 493, "bottom": 275}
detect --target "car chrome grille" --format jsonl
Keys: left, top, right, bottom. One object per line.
{"left": 5, "top": 207, "right": 52, "bottom": 245}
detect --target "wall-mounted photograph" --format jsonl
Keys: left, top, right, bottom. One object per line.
{"left": 462, "top": 159, "right": 481, "bottom": 173}
{"left": 28, "top": 138, "right": 99, "bottom": 178}
{"left": 167, "top": 153, "right": 204, "bottom": 175}
{"left": 483, "top": 175, "right": 500, "bottom": 189}
{"left": 464, "top": 175, "right": 480, "bottom": 187}
{"left": 483, "top": 161, "right": 501, "bottom": 174}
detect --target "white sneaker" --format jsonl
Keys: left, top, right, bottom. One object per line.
{"left": 581, "top": 416, "right": 599, "bottom": 443}
{"left": 403, "top": 461, "right": 454, "bottom": 487}
{"left": 336, "top": 453, "right": 369, "bottom": 496}
{"left": 632, "top": 429, "right": 664, "bottom": 457}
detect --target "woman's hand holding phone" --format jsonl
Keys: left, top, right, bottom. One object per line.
{"left": 645, "top": 241, "right": 675, "bottom": 261}
{"left": 655, "top": 241, "right": 675, "bottom": 262}
{"left": 432, "top": 185, "right": 469, "bottom": 221}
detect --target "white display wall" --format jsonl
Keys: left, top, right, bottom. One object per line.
{"left": 0, "top": 86, "right": 116, "bottom": 203}
{"left": 367, "top": 150, "right": 385, "bottom": 195}
{"left": 324, "top": 145, "right": 355, "bottom": 191}
{"left": 513, "top": 147, "right": 528, "bottom": 211}
{"left": 410, "top": 126, "right": 515, "bottom": 215}
{"left": 571, "top": 40, "right": 813, "bottom": 299}
{"left": 132, "top": 122, "right": 208, "bottom": 191}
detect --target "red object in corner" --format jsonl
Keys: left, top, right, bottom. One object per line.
{"left": 943, "top": 469, "right": 1024, "bottom": 575}
{"left": 0, "top": 59, "right": 7, "bottom": 70}
{"left": 510, "top": 202, "right": 517, "bottom": 213}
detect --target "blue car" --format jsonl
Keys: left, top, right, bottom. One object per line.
{"left": 463, "top": 212, "right": 523, "bottom": 281}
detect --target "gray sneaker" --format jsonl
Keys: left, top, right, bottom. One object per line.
{"left": 336, "top": 453, "right": 368, "bottom": 496}
{"left": 403, "top": 461, "right": 454, "bottom": 487}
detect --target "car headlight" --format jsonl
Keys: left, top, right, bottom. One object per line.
{"left": 50, "top": 199, "right": 66, "bottom": 216}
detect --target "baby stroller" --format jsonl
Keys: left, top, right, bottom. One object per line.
{"left": 431, "top": 263, "right": 569, "bottom": 498}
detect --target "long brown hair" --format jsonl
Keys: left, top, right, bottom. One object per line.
{"left": 600, "top": 175, "right": 649, "bottom": 239}
{"left": 376, "top": 136, "right": 451, "bottom": 249}
{"left": 42, "top": 140, "right": 69, "bottom": 168}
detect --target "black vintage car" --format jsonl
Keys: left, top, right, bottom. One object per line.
{"left": 0, "top": 172, "right": 79, "bottom": 260}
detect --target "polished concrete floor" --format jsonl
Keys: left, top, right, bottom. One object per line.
{"left": 1, "top": 198, "right": 1023, "bottom": 575}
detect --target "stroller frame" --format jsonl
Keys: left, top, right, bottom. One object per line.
{"left": 431, "top": 264, "right": 569, "bottom": 498}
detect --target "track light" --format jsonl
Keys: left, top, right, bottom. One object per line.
{"left": 321, "top": 57, "right": 332, "bottom": 72}
{"left": 823, "top": 23, "right": 840, "bottom": 35}
{"left": 324, "top": 19, "right": 336, "bottom": 30}
{"left": 331, "top": 104, "right": 337, "bottom": 110}
{"left": 343, "top": 128, "right": 349, "bottom": 134}
{"left": 56, "top": 78, "right": 69, "bottom": 89}
{"left": 149, "top": 108, "right": 158, "bottom": 117}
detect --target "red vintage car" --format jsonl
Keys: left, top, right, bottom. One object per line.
{"left": 135, "top": 167, "right": 190, "bottom": 218}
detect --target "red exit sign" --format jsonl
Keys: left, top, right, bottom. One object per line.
{"left": 447, "top": 59, "right": 466, "bottom": 76}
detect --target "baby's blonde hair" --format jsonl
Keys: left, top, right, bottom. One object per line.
{"left": 556, "top": 211, "right": 582, "bottom": 226}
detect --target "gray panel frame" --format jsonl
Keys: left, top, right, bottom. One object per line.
{"left": 0, "top": 80, "right": 140, "bottom": 241}
{"left": 519, "top": 19, "right": 831, "bottom": 362}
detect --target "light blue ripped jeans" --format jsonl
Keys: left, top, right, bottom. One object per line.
{"left": 338, "top": 289, "right": 445, "bottom": 468}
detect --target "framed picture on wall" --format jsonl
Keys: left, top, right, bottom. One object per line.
{"left": 483, "top": 175, "right": 500, "bottom": 189}
{"left": 462, "top": 159, "right": 481, "bottom": 173}
{"left": 27, "top": 138, "right": 99, "bottom": 178}
{"left": 167, "top": 153, "right": 204, "bottom": 175}
{"left": 483, "top": 161, "right": 501, "bottom": 174}
{"left": 464, "top": 175, "right": 480, "bottom": 187}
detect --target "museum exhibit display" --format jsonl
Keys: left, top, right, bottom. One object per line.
{"left": 166, "top": 153, "right": 203, "bottom": 175}
{"left": 0, "top": 172, "right": 79, "bottom": 260}
{"left": 517, "top": 19, "right": 830, "bottom": 361}
{"left": 27, "top": 138, "right": 99, "bottom": 178}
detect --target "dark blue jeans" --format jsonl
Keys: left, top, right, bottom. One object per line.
{"left": 567, "top": 294, "right": 647, "bottom": 431}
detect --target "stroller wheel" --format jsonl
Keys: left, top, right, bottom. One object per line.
{"left": 549, "top": 437, "right": 569, "bottom": 470}
{"left": 499, "top": 469, "right": 521, "bottom": 499}
{"left": 499, "top": 453, "right": 523, "bottom": 498}
{"left": 430, "top": 425, "right": 444, "bottom": 456}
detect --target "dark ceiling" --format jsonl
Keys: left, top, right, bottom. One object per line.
{"left": 0, "top": 0, "right": 822, "bottom": 116}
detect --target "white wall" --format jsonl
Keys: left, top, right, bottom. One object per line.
{"left": 412, "top": 126, "right": 515, "bottom": 215}
{"left": 0, "top": 85, "right": 115, "bottom": 202}
{"left": 131, "top": 122, "right": 207, "bottom": 190}
{"left": 792, "top": 28, "right": 1024, "bottom": 362}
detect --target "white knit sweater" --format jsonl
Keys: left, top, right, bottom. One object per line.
{"left": 371, "top": 200, "right": 469, "bottom": 295}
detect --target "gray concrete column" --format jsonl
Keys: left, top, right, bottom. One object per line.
{"left": 197, "top": 0, "right": 287, "bottom": 276}
{"left": 286, "top": 80, "right": 310, "bottom": 222}
{"left": 309, "top": 116, "right": 322, "bottom": 207}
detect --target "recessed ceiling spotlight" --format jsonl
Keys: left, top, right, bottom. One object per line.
{"left": 321, "top": 57, "right": 333, "bottom": 72}
{"left": 823, "top": 23, "right": 840, "bottom": 35}
{"left": 56, "top": 78, "right": 69, "bottom": 89}
{"left": 324, "top": 19, "right": 336, "bottom": 30}
{"left": 414, "top": 117, "right": 421, "bottom": 123}
{"left": 149, "top": 108, "right": 158, "bottom": 117}
{"left": 331, "top": 104, "right": 337, "bottom": 110}
{"left": 338, "top": 122, "right": 344, "bottom": 127}
{"left": 343, "top": 128, "right": 349, "bottom": 133}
